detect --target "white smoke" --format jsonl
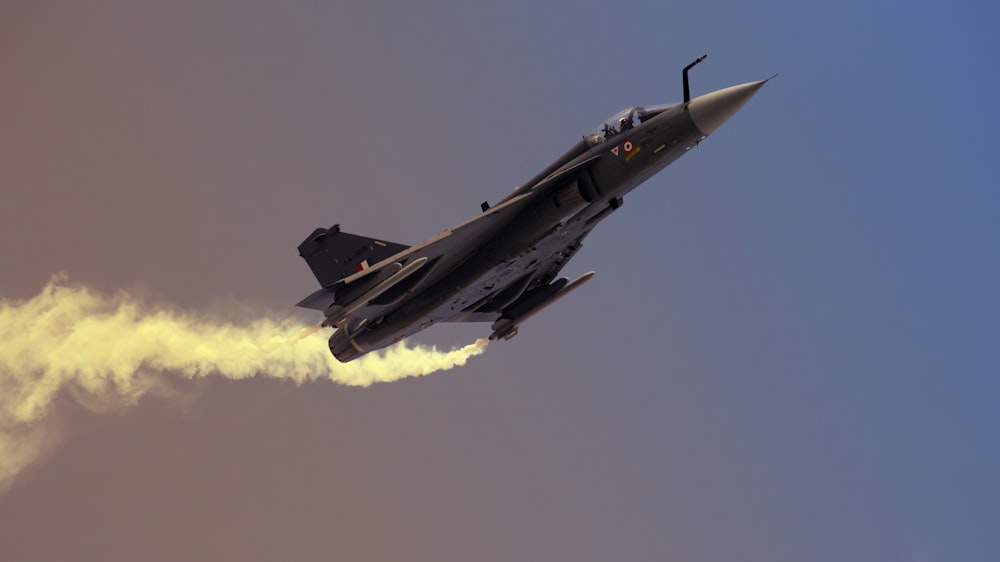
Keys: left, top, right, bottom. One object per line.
{"left": 0, "top": 276, "right": 488, "bottom": 490}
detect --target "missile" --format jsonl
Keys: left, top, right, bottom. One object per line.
{"left": 341, "top": 255, "right": 401, "bottom": 285}
{"left": 323, "top": 257, "right": 429, "bottom": 327}
{"left": 489, "top": 271, "right": 595, "bottom": 341}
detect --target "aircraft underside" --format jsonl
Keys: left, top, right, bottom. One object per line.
{"left": 299, "top": 56, "right": 769, "bottom": 362}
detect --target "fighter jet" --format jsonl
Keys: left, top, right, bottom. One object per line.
{"left": 297, "top": 56, "right": 768, "bottom": 362}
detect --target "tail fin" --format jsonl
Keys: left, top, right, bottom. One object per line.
{"left": 297, "top": 224, "right": 409, "bottom": 288}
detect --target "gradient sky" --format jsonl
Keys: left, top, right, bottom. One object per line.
{"left": 2, "top": 1, "right": 998, "bottom": 560}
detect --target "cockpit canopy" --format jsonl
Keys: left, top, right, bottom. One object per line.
{"left": 585, "top": 103, "right": 678, "bottom": 146}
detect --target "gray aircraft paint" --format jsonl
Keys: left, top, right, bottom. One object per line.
{"left": 297, "top": 63, "right": 768, "bottom": 362}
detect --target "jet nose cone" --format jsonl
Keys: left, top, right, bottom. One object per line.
{"left": 687, "top": 79, "right": 767, "bottom": 136}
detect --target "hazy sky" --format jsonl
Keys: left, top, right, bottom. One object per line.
{"left": 2, "top": 1, "right": 998, "bottom": 560}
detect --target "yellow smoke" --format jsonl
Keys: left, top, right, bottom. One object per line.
{"left": 0, "top": 276, "right": 488, "bottom": 490}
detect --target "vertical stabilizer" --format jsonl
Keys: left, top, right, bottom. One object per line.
{"left": 297, "top": 225, "right": 409, "bottom": 287}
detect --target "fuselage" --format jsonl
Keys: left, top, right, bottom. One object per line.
{"left": 322, "top": 79, "right": 767, "bottom": 361}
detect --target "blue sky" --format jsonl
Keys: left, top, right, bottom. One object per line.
{"left": 1, "top": 1, "right": 998, "bottom": 560}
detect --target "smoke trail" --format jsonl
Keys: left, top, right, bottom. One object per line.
{"left": 0, "top": 276, "right": 488, "bottom": 490}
